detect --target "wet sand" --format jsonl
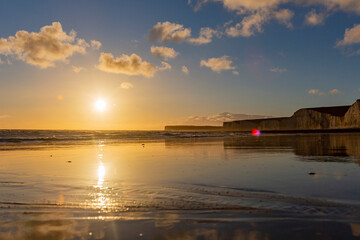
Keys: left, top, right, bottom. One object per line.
{"left": 1, "top": 133, "right": 360, "bottom": 239}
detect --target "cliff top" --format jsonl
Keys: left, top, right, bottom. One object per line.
{"left": 304, "top": 105, "right": 351, "bottom": 116}
{"left": 225, "top": 117, "right": 289, "bottom": 124}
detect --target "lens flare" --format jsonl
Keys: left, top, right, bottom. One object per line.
{"left": 252, "top": 129, "right": 261, "bottom": 136}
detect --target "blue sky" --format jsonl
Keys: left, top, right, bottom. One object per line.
{"left": 0, "top": 0, "right": 360, "bottom": 129}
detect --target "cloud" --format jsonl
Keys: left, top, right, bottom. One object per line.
{"left": 329, "top": 88, "right": 341, "bottom": 94}
{"left": 308, "top": 88, "right": 341, "bottom": 95}
{"left": 72, "top": 65, "right": 86, "bottom": 73}
{"left": 158, "top": 61, "right": 172, "bottom": 71}
{"left": 121, "top": 82, "right": 134, "bottom": 89}
{"left": 317, "top": 0, "right": 360, "bottom": 14}
{"left": 0, "top": 39, "right": 12, "bottom": 55}
{"left": 305, "top": 9, "right": 326, "bottom": 26}
{"left": 182, "top": 65, "right": 189, "bottom": 74}
{"left": 232, "top": 70, "right": 239, "bottom": 75}
{"left": 225, "top": 10, "right": 270, "bottom": 37}
{"left": 193, "top": 1, "right": 294, "bottom": 37}
{"left": 336, "top": 24, "right": 360, "bottom": 46}
{"left": 274, "top": 9, "right": 294, "bottom": 28}
{"left": 148, "top": 22, "right": 191, "bottom": 43}
{"left": 197, "top": 0, "right": 360, "bottom": 14}
{"left": 270, "top": 67, "right": 287, "bottom": 72}
{"left": 91, "top": 40, "right": 102, "bottom": 50}
{"left": 194, "top": 0, "right": 360, "bottom": 38}
{"left": 0, "top": 22, "right": 88, "bottom": 68}
{"left": 308, "top": 89, "right": 323, "bottom": 95}
{"left": 186, "top": 112, "right": 271, "bottom": 125}
{"left": 150, "top": 46, "right": 179, "bottom": 59}
{"left": 224, "top": 9, "right": 293, "bottom": 37}
{"left": 0, "top": 114, "right": 9, "bottom": 119}
{"left": 200, "top": 55, "right": 236, "bottom": 73}
{"left": 149, "top": 22, "right": 218, "bottom": 45}
{"left": 187, "top": 27, "right": 220, "bottom": 45}
{"left": 96, "top": 53, "right": 157, "bottom": 77}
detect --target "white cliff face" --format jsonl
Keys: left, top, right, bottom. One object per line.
{"left": 293, "top": 109, "right": 330, "bottom": 129}
{"left": 344, "top": 100, "right": 360, "bottom": 128}
{"left": 224, "top": 100, "right": 360, "bottom": 131}
{"left": 293, "top": 109, "right": 349, "bottom": 130}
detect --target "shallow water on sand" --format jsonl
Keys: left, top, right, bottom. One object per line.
{"left": 1, "top": 133, "right": 360, "bottom": 239}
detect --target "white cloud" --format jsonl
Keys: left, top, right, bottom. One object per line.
{"left": 329, "top": 88, "right": 341, "bottom": 94}
{"left": 274, "top": 9, "right": 294, "bottom": 28}
{"left": 305, "top": 9, "right": 326, "bottom": 26}
{"left": 195, "top": 0, "right": 360, "bottom": 39}
{"left": 198, "top": 0, "right": 360, "bottom": 15}
{"left": 148, "top": 22, "right": 191, "bottom": 43}
{"left": 150, "top": 46, "right": 179, "bottom": 59}
{"left": 149, "top": 22, "right": 218, "bottom": 45}
{"left": 186, "top": 112, "right": 271, "bottom": 125}
{"left": 72, "top": 65, "right": 86, "bottom": 73}
{"left": 337, "top": 24, "right": 360, "bottom": 46}
{"left": 0, "top": 22, "right": 88, "bottom": 68}
{"left": 308, "top": 89, "right": 323, "bottom": 95}
{"left": 91, "top": 40, "right": 102, "bottom": 50}
{"left": 187, "top": 27, "right": 220, "bottom": 45}
{"left": 200, "top": 55, "right": 236, "bottom": 73}
{"left": 270, "top": 67, "right": 287, "bottom": 72}
{"left": 316, "top": 0, "right": 360, "bottom": 14}
{"left": 182, "top": 65, "right": 189, "bottom": 74}
{"left": 308, "top": 88, "right": 341, "bottom": 95}
{"left": 96, "top": 52, "right": 165, "bottom": 78}
{"left": 232, "top": 70, "right": 239, "bottom": 75}
{"left": 157, "top": 61, "right": 172, "bottom": 71}
{"left": 121, "top": 82, "right": 134, "bottom": 89}
{"left": 225, "top": 10, "right": 271, "bottom": 37}
{"left": 224, "top": 9, "right": 294, "bottom": 37}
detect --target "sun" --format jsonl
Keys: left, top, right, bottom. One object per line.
{"left": 94, "top": 99, "right": 107, "bottom": 112}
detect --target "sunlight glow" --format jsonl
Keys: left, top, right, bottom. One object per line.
{"left": 94, "top": 99, "right": 107, "bottom": 112}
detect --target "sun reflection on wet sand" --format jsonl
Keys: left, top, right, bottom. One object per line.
{"left": 87, "top": 143, "right": 116, "bottom": 212}
{"left": 96, "top": 163, "right": 105, "bottom": 187}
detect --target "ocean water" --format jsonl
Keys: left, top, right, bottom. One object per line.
{"left": 0, "top": 130, "right": 360, "bottom": 239}
{"left": 0, "top": 129, "right": 243, "bottom": 143}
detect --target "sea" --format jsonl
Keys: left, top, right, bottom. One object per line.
{"left": 0, "top": 130, "right": 360, "bottom": 239}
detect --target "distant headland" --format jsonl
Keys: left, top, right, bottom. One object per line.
{"left": 165, "top": 99, "right": 360, "bottom": 132}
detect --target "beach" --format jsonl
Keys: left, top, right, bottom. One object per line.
{"left": 0, "top": 131, "right": 360, "bottom": 239}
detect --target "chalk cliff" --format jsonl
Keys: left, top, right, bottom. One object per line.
{"left": 223, "top": 100, "right": 360, "bottom": 131}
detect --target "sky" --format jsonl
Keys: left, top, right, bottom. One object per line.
{"left": 0, "top": 0, "right": 360, "bottom": 130}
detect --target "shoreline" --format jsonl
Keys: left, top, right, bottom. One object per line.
{"left": 164, "top": 126, "right": 360, "bottom": 133}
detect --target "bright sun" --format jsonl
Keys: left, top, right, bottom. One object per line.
{"left": 94, "top": 99, "right": 107, "bottom": 112}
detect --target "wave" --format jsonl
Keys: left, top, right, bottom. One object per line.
{"left": 0, "top": 130, "right": 247, "bottom": 145}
